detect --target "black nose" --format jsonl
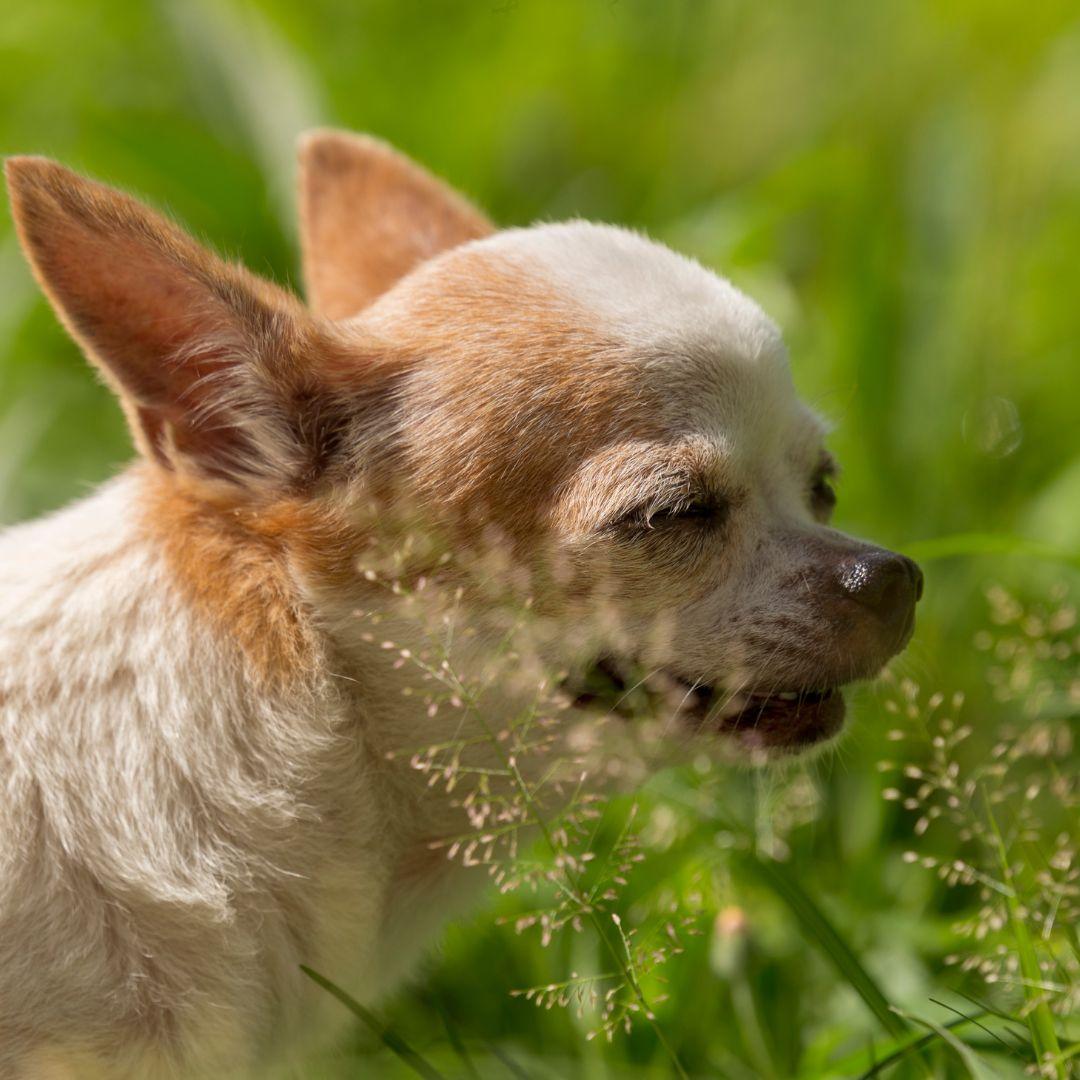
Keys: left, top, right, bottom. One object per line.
{"left": 836, "top": 550, "right": 923, "bottom": 629}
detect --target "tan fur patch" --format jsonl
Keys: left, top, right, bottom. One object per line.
{"left": 299, "top": 130, "right": 493, "bottom": 319}
{"left": 368, "top": 249, "right": 666, "bottom": 546}
{"left": 135, "top": 468, "right": 345, "bottom": 685}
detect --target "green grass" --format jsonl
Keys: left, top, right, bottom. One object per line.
{"left": 2, "top": 2, "right": 1079, "bottom": 1077}
{"left": 300, "top": 967, "right": 447, "bottom": 1080}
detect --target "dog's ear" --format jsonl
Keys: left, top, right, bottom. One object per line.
{"left": 6, "top": 156, "right": 363, "bottom": 489}
{"left": 298, "top": 130, "right": 494, "bottom": 320}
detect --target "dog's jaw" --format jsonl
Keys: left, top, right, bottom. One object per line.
{"left": 564, "top": 658, "right": 849, "bottom": 758}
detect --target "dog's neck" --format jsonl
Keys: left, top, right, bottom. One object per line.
{"left": 130, "top": 464, "right": 565, "bottom": 828}
{"left": 4, "top": 464, "right": 616, "bottom": 824}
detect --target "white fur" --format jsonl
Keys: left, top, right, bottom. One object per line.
{"left": 485, "top": 222, "right": 783, "bottom": 362}
{"left": 0, "top": 474, "right": 483, "bottom": 1076}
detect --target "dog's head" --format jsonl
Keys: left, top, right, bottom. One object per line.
{"left": 6, "top": 132, "right": 921, "bottom": 756}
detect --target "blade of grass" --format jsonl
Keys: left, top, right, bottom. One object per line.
{"left": 162, "top": 0, "right": 325, "bottom": 239}
{"left": 738, "top": 852, "right": 909, "bottom": 1042}
{"left": 831, "top": 1010, "right": 993, "bottom": 1079}
{"left": 951, "top": 991, "right": 1035, "bottom": 1054}
{"left": 299, "top": 965, "right": 447, "bottom": 1080}
{"left": 1048, "top": 1040, "right": 1080, "bottom": 1070}
{"left": 730, "top": 972, "right": 778, "bottom": 1079}
{"left": 895, "top": 1008, "right": 1005, "bottom": 1080}
{"left": 903, "top": 532, "right": 1080, "bottom": 569}
{"left": 927, "top": 997, "right": 1017, "bottom": 1059}
{"left": 981, "top": 793, "right": 1066, "bottom": 1080}
{"left": 418, "top": 989, "right": 481, "bottom": 1079}
{"left": 483, "top": 1039, "right": 537, "bottom": 1079}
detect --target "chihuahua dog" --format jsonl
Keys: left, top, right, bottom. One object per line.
{"left": 0, "top": 131, "right": 922, "bottom": 1077}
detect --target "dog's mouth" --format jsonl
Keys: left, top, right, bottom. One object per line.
{"left": 566, "top": 657, "right": 846, "bottom": 755}
{"left": 666, "top": 674, "right": 846, "bottom": 752}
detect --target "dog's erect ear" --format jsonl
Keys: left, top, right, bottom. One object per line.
{"left": 6, "top": 156, "right": 362, "bottom": 488}
{"left": 298, "top": 130, "right": 494, "bottom": 320}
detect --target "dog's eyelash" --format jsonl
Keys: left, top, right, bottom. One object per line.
{"left": 611, "top": 497, "right": 724, "bottom": 533}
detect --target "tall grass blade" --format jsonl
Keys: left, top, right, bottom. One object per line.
{"left": 926, "top": 997, "right": 1017, "bottom": 1059}
{"left": 738, "top": 853, "right": 908, "bottom": 1041}
{"left": 483, "top": 1040, "right": 536, "bottom": 1079}
{"left": 903, "top": 532, "right": 1080, "bottom": 569}
{"left": 161, "top": 0, "right": 326, "bottom": 239}
{"left": 895, "top": 1008, "right": 1005, "bottom": 1079}
{"left": 299, "top": 965, "right": 447, "bottom": 1080}
{"left": 430, "top": 998, "right": 480, "bottom": 1079}
{"left": 953, "top": 990, "right": 1033, "bottom": 1053}
{"left": 839, "top": 1010, "right": 993, "bottom": 1079}
{"left": 1048, "top": 1040, "right": 1080, "bottom": 1070}
{"left": 981, "top": 796, "right": 1066, "bottom": 1080}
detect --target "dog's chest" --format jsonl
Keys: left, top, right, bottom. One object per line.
{"left": 0, "top": 476, "right": 434, "bottom": 1072}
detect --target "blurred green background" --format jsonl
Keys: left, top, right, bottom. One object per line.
{"left": 2, "top": 1, "right": 1078, "bottom": 1077}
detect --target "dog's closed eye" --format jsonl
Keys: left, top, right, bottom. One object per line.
{"left": 610, "top": 495, "right": 727, "bottom": 534}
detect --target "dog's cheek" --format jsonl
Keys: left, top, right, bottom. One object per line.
{"left": 546, "top": 533, "right": 738, "bottom": 666}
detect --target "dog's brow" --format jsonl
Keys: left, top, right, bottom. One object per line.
{"left": 552, "top": 440, "right": 716, "bottom": 536}
{"left": 602, "top": 469, "right": 703, "bottom": 525}
{"left": 586, "top": 459, "right": 710, "bottom": 534}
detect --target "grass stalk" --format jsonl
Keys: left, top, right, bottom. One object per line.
{"left": 737, "top": 852, "right": 909, "bottom": 1042}
{"left": 299, "top": 966, "right": 446, "bottom": 1080}
{"left": 981, "top": 792, "right": 1066, "bottom": 1080}
{"left": 411, "top": 614, "right": 692, "bottom": 1080}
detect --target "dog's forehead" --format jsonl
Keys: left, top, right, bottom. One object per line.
{"left": 482, "top": 222, "right": 781, "bottom": 359}
{"left": 360, "top": 221, "right": 829, "bottom": 531}
{"left": 474, "top": 222, "right": 817, "bottom": 447}
{"left": 365, "top": 220, "right": 824, "bottom": 475}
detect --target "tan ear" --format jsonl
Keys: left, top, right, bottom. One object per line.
{"left": 298, "top": 130, "right": 494, "bottom": 319}
{"left": 6, "top": 156, "right": 351, "bottom": 487}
